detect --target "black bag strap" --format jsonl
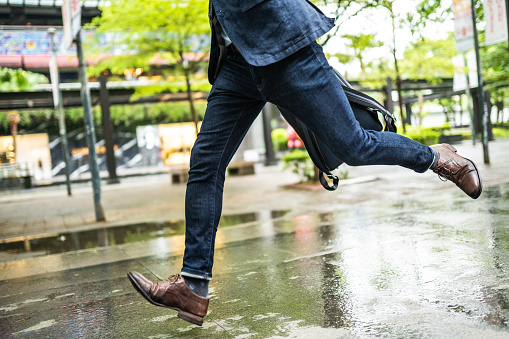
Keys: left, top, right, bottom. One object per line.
{"left": 300, "top": 121, "right": 341, "bottom": 190}
{"left": 319, "top": 170, "right": 340, "bottom": 191}
{"left": 383, "top": 114, "right": 397, "bottom": 132}
{"left": 281, "top": 109, "right": 340, "bottom": 190}
{"left": 342, "top": 86, "right": 397, "bottom": 132}
{"left": 211, "top": 9, "right": 227, "bottom": 79}
{"left": 297, "top": 119, "right": 329, "bottom": 173}
{"left": 333, "top": 68, "right": 397, "bottom": 133}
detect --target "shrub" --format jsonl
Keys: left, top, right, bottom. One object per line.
{"left": 281, "top": 149, "right": 316, "bottom": 182}
{"left": 280, "top": 149, "right": 351, "bottom": 184}
{"left": 271, "top": 128, "right": 288, "bottom": 152}
{"left": 493, "top": 127, "right": 509, "bottom": 139}
{"left": 403, "top": 126, "right": 441, "bottom": 145}
{"left": 493, "top": 122, "right": 509, "bottom": 129}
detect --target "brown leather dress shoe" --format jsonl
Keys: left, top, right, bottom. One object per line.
{"left": 430, "top": 143, "right": 482, "bottom": 199}
{"left": 127, "top": 272, "right": 209, "bottom": 326}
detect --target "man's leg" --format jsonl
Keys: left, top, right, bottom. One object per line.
{"left": 182, "top": 86, "right": 266, "bottom": 282}
{"left": 252, "top": 42, "right": 481, "bottom": 198}
{"left": 128, "top": 53, "right": 266, "bottom": 325}
{"left": 250, "top": 42, "right": 432, "bottom": 172}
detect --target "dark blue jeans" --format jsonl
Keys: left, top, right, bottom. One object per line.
{"left": 181, "top": 42, "right": 434, "bottom": 280}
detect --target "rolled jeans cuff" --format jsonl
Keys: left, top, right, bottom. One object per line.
{"left": 181, "top": 269, "right": 212, "bottom": 281}
{"left": 428, "top": 148, "right": 439, "bottom": 170}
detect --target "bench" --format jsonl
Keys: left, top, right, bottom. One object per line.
{"left": 439, "top": 134, "right": 463, "bottom": 144}
{"left": 170, "top": 165, "right": 189, "bottom": 184}
{"left": 227, "top": 161, "right": 255, "bottom": 176}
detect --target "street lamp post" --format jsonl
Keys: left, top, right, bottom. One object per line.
{"left": 98, "top": 73, "right": 119, "bottom": 184}
{"left": 61, "top": 0, "right": 104, "bottom": 220}
{"left": 76, "top": 31, "right": 105, "bottom": 221}
{"left": 48, "top": 27, "right": 72, "bottom": 196}
{"left": 506, "top": 0, "right": 509, "bottom": 51}
{"left": 470, "top": 0, "right": 490, "bottom": 164}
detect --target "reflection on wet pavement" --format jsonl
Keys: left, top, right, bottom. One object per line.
{"left": 0, "top": 210, "right": 289, "bottom": 261}
{"left": 0, "top": 184, "right": 508, "bottom": 338}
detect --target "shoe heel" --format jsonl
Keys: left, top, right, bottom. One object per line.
{"left": 178, "top": 310, "right": 204, "bottom": 326}
{"left": 443, "top": 144, "right": 457, "bottom": 153}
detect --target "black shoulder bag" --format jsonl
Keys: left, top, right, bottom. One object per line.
{"left": 280, "top": 70, "right": 397, "bottom": 191}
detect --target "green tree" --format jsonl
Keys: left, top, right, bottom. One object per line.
{"left": 407, "top": 0, "right": 452, "bottom": 39}
{"left": 401, "top": 39, "right": 455, "bottom": 81}
{"left": 337, "top": 34, "right": 383, "bottom": 80}
{"left": 0, "top": 68, "right": 49, "bottom": 135}
{"left": 438, "top": 97, "right": 459, "bottom": 124}
{"left": 0, "top": 67, "right": 48, "bottom": 92}
{"left": 400, "top": 38, "right": 456, "bottom": 125}
{"left": 409, "top": 0, "right": 484, "bottom": 34}
{"left": 489, "top": 88, "right": 508, "bottom": 123}
{"left": 87, "top": 0, "right": 210, "bottom": 133}
{"left": 316, "top": 0, "right": 385, "bottom": 46}
{"left": 482, "top": 41, "right": 509, "bottom": 124}
{"left": 379, "top": 0, "right": 408, "bottom": 132}
{"left": 482, "top": 44, "right": 509, "bottom": 88}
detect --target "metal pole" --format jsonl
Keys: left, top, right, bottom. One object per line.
{"left": 76, "top": 30, "right": 105, "bottom": 221}
{"left": 48, "top": 28, "right": 72, "bottom": 196}
{"left": 262, "top": 104, "right": 277, "bottom": 166}
{"left": 506, "top": 0, "right": 509, "bottom": 51}
{"left": 470, "top": 0, "right": 490, "bottom": 164}
{"left": 384, "top": 77, "right": 394, "bottom": 114}
{"left": 98, "top": 74, "right": 120, "bottom": 184}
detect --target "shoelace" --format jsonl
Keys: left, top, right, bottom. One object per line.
{"left": 167, "top": 274, "right": 181, "bottom": 282}
{"left": 154, "top": 274, "right": 180, "bottom": 289}
{"left": 435, "top": 164, "right": 454, "bottom": 182}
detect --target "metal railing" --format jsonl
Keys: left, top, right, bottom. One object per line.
{"left": 0, "top": 163, "right": 31, "bottom": 178}
{"left": 0, "top": 163, "right": 33, "bottom": 189}
{"left": 0, "top": 0, "right": 109, "bottom": 7}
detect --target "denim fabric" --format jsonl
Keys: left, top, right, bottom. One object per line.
{"left": 181, "top": 42, "right": 434, "bottom": 280}
{"left": 208, "top": 0, "right": 334, "bottom": 72}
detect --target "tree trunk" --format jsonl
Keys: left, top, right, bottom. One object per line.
{"left": 458, "top": 95, "right": 463, "bottom": 126}
{"left": 184, "top": 68, "right": 199, "bottom": 135}
{"left": 314, "top": 166, "right": 320, "bottom": 183}
{"left": 417, "top": 90, "right": 424, "bottom": 126}
{"left": 395, "top": 74, "right": 406, "bottom": 133}
{"left": 495, "top": 98, "right": 504, "bottom": 123}
{"left": 360, "top": 59, "right": 366, "bottom": 81}
{"left": 389, "top": 4, "right": 406, "bottom": 133}
{"left": 179, "top": 46, "right": 199, "bottom": 135}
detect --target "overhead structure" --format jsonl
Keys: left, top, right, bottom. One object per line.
{"left": 0, "top": 0, "right": 107, "bottom": 26}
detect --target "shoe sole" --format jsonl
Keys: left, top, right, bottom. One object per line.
{"left": 127, "top": 273, "right": 204, "bottom": 326}
{"left": 466, "top": 158, "right": 483, "bottom": 199}
{"left": 441, "top": 143, "right": 483, "bottom": 199}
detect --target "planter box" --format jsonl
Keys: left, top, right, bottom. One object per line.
{"left": 439, "top": 134, "right": 463, "bottom": 144}
{"left": 227, "top": 161, "right": 255, "bottom": 176}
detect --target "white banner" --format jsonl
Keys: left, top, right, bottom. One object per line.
{"left": 49, "top": 56, "right": 60, "bottom": 108}
{"left": 453, "top": 0, "right": 475, "bottom": 52}
{"left": 62, "top": 0, "right": 82, "bottom": 50}
{"left": 484, "top": 0, "right": 508, "bottom": 45}
{"left": 453, "top": 51, "right": 479, "bottom": 92}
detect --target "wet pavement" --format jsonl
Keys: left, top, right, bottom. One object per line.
{"left": 1, "top": 185, "right": 509, "bottom": 337}
{"left": 0, "top": 210, "right": 289, "bottom": 260}
{"left": 1, "top": 140, "right": 509, "bottom": 338}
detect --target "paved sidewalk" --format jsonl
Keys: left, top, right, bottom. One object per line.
{"left": 1, "top": 139, "right": 508, "bottom": 242}
{"left": 1, "top": 139, "right": 509, "bottom": 338}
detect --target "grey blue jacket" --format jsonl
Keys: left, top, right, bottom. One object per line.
{"left": 207, "top": 0, "right": 335, "bottom": 84}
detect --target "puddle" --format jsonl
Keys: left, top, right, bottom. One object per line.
{"left": 0, "top": 210, "right": 289, "bottom": 261}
